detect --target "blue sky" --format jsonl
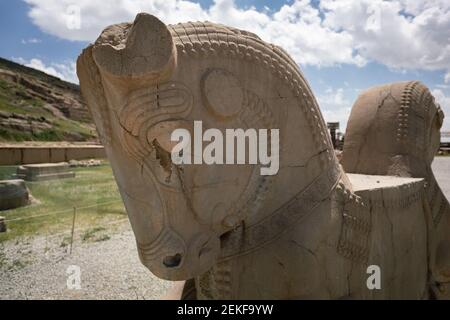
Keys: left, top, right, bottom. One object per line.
{"left": 0, "top": 0, "right": 449, "bottom": 131}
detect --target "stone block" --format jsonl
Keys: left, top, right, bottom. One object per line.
{"left": 16, "top": 162, "right": 75, "bottom": 181}
{"left": 0, "top": 179, "right": 30, "bottom": 211}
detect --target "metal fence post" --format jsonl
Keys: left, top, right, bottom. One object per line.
{"left": 69, "top": 207, "right": 76, "bottom": 254}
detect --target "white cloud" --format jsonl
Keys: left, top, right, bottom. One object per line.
{"left": 319, "top": 88, "right": 349, "bottom": 106}
{"left": 445, "top": 71, "right": 450, "bottom": 84}
{"left": 13, "top": 57, "right": 78, "bottom": 84}
{"left": 23, "top": 0, "right": 450, "bottom": 76}
{"left": 321, "top": 0, "right": 450, "bottom": 79}
{"left": 21, "top": 38, "right": 42, "bottom": 44}
{"left": 23, "top": 0, "right": 365, "bottom": 67}
{"left": 21, "top": 0, "right": 450, "bottom": 123}
{"left": 431, "top": 88, "right": 450, "bottom": 131}
{"left": 317, "top": 87, "right": 352, "bottom": 130}
{"left": 24, "top": 0, "right": 209, "bottom": 41}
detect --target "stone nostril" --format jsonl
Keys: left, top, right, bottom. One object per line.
{"left": 163, "top": 253, "right": 182, "bottom": 268}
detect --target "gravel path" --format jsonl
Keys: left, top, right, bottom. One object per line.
{"left": 0, "top": 221, "right": 176, "bottom": 299}
{"left": 1, "top": 156, "right": 449, "bottom": 300}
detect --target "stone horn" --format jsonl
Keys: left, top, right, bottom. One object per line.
{"left": 92, "top": 13, "right": 177, "bottom": 86}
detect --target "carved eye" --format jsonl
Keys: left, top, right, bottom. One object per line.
{"left": 201, "top": 68, "right": 243, "bottom": 119}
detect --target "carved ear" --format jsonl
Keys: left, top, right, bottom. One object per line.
{"left": 92, "top": 13, "right": 177, "bottom": 82}
{"left": 76, "top": 45, "right": 111, "bottom": 147}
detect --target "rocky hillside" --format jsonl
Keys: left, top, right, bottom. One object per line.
{"left": 0, "top": 57, "right": 98, "bottom": 142}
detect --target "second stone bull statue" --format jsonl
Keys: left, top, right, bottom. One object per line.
{"left": 77, "top": 13, "right": 449, "bottom": 299}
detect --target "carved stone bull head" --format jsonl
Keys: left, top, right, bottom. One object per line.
{"left": 77, "top": 13, "right": 337, "bottom": 281}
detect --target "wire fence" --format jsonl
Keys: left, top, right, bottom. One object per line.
{"left": 0, "top": 199, "right": 127, "bottom": 254}
{"left": 43, "top": 216, "right": 129, "bottom": 241}
{"left": 3, "top": 199, "right": 123, "bottom": 223}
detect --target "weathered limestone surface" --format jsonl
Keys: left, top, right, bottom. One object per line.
{"left": 346, "top": 174, "right": 427, "bottom": 298}
{"left": 77, "top": 13, "right": 449, "bottom": 299}
{"left": 343, "top": 82, "right": 450, "bottom": 298}
{"left": 0, "top": 179, "right": 29, "bottom": 211}
{"left": 16, "top": 163, "right": 75, "bottom": 181}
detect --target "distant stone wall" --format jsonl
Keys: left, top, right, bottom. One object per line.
{"left": 0, "top": 146, "right": 106, "bottom": 165}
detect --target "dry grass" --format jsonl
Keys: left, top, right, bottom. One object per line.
{"left": 0, "top": 163, "right": 126, "bottom": 242}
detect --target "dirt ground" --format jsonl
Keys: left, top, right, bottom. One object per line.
{"left": 0, "top": 221, "right": 176, "bottom": 299}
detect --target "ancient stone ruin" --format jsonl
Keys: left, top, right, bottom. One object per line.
{"left": 77, "top": 13, "right": 449, "bottom": 299}
{"left": 0, "top": 144, "right": 106, "bottom": 166}
{"left": 342, "top": 81, "right": 450, "bottom": 298}
{"left": 0, "top": 179, "right": 30, "bottom": 211}
{"left": 16, "top": 162, "right": 75, "bottom": 181}
{"left": 68, "top": 159, "right": 102, "bottom": 168}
